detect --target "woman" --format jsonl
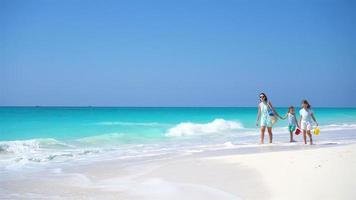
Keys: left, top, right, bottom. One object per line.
{"left": 256, "top": 93, "right": 282, "bottom": 144}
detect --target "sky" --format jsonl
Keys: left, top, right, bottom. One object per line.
{"left": 0, "top": 0, "right": 355, "bottom": 107}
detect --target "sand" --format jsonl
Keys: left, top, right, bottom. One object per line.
{"left": 1, "top": 143, "right": 356, "bottom": 199}
{"left": 207, "top": 144, "right": 356, "bottom": 200}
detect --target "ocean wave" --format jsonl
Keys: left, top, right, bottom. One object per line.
{"left": 321, "top": 123, "right": 356, "bottom": 130}
{"left": 1, "top": 122, "right": 355, "bottom": 168}
{"left": 0, "top": 138, "right": 105, "bottom": 168}
{"left": 0, "top": 138, "right": 73, "bottom": 154}
{"left": 165, "top": 119, "right": 244, "bottom": 137}
{"left": 0, "top": 140, "right": 40, "bottom": 154}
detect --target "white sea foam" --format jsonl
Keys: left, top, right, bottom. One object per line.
{"left": 0, "top": 140, "right": 40, "bottom": 154}
{"left": 165, "top": 119, "right": 244, "bottom": 137}
{"left": 0, "top": 138, "right": 74, "bottom": 154}
{"left": 0, "top": 138, "right": 103, "bottom": 168}
{"left": 320, "top": 123, "right": 356, "bottom": 131}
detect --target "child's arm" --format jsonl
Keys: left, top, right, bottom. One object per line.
{"left": 256, "top": 105, "right": 261, "bottom": 127}
{"left": 311, "top": 113, "right": 319, "bottom": 126}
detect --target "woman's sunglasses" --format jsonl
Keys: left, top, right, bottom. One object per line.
{"left": 259, "top": 96, "right": 265, "bottom": 98}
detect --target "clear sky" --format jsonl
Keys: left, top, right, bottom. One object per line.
{"left": 1, "top": 0, "right": 355, "bottom": 107}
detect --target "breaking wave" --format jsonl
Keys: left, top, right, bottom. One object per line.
{"left": 0, "top": 138, "right": 73, "bottom": 154}
{"left": 165, "top": 119, "right": 244, "bottom": 137}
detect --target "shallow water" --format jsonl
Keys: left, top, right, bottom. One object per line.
{"left": 1, "top": 107, "right": 356, "bottom": 169}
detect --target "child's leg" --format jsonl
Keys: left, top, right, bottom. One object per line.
{"left": 307, "top": 130, "right": 313, "bottom": 145}
{"left": 289, "top": 130, "right": 294, "bottom": 142}
{"left": 260, "top": 126, "right": 266, "bottom": 144}
{"left": 303, "top": 130, "right": 307, "bottom": 144}
{"left": 267, "top": 127, "right": 273, "bottom": 143}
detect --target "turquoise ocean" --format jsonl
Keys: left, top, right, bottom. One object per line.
{"left": 1, "top": 107, "right": 356, "bottom": 169}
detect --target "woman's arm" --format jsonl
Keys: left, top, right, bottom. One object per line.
{"left": 281, "top": 113, "right": 288, "bottom": 120}
{"left": 311, "top": 113, "right": 319, "bottom": 126}
{"left": 299, "top": 116, "right": 302, "bottom": 128}
{"left": 294, "top": 114, "right": 299, "bottom": 127}
{"left": 256, "top": 105, "right": 261, "bottom": 127}
{"left": 269, "top": 102, "right": 282, "bottom": 119}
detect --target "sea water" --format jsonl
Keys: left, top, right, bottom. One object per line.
{"left": 1, "top": 107, "right": 356, "bottom": 169}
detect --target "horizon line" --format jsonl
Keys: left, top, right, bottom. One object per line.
{"left": 1, "top": 106, "right": 355, "bottom": 108}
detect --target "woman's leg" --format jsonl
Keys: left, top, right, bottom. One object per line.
{"left": 260, "top": 126, "right": 266, "bottom": 144}
{"left": 267, "top": 127, "right": 273, "bottom": 143}
{"left": 307, "top": 130, "right": 313, "bottom": 145}
{"left": 303, "top": 130, "right": 307, "bottom": 144}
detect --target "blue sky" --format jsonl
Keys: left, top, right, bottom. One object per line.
{"left": 1, "top": 0, "right": 355, "bottom": 107}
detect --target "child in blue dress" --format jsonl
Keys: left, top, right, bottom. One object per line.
{"left": 282, "top": 106, "right": 299, "bottom": 142}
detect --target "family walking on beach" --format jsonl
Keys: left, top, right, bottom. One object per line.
{"left": 256, "top": 93, "right": 319, "bottom": 145}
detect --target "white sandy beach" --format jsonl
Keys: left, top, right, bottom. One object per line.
{"left": 2, "top": 141, "right": 356, "bottom": 200}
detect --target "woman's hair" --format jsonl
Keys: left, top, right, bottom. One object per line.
{"left": 302, "top": 100, "right": 311, "bottom": 109}
{"left": 259, "top": 93, "right": 268, "bottom": 102}
{"left": 288, "top": 106, "right": 294, "bottom": 113}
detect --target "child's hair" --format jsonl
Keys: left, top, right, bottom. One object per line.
{"left": 288, "top": 106, "right": 295, "bottom": 113}
{"left": 259, "top": 93, "right": 268, "bottom": 102}
{"left": 302, "top": 100, "right": 311, "bottom": 109}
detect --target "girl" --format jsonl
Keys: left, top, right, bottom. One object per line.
{"left": 282, "top": 106, "right": 299, "bottom": 142}
{"left": 299, "top": 100, "right": 318, "bottom": 145}
{"left": 256, "top": 93, "right": 282, "bottom": 144}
